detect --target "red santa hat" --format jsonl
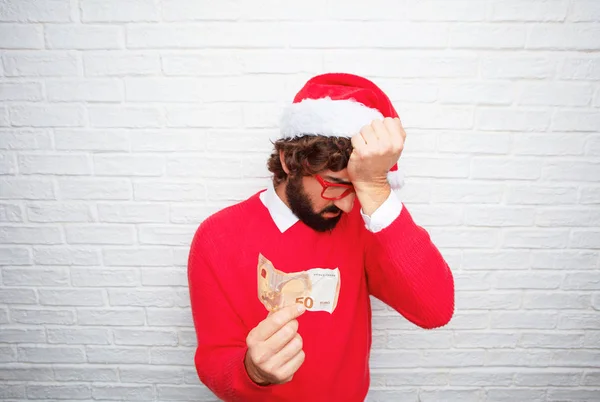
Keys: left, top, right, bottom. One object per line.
{"left": 279, "top": 72, "right": 404, "bottom": 190}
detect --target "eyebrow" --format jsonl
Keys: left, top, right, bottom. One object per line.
{"left": 324, "top": 175, "right": 352, "bottom": 185}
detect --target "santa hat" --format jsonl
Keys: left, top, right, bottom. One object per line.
{"left": 279, "top": 72, "right": 404, "bottom": 190}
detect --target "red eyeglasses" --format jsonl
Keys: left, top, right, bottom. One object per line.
{"left": 314, "top": 174, "right": 355, "bottom": 201}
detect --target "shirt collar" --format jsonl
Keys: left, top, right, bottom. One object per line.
{"left": 259, "top": 182, "right": 299, "bottom": 233}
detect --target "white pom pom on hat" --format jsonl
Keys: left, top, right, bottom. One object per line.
{"left": 279, "top": 72, "right": 404, "bottom": 190}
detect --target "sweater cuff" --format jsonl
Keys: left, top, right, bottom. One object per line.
{"left": 360, "top": 190, "right": 403, "bottom": 233}
{"left": 230, "top": 347, "right": 273, "bottom": 398}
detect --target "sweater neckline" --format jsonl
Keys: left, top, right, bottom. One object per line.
{"left": 250, "top": 189, "right": 347, "bottom": 239}
{"left": 258, "top": 182, "right": 300, "bottom": 233}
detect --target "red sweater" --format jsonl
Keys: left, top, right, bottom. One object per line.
{"left": 187, "top": 190, "right": 454, "bottom": 402}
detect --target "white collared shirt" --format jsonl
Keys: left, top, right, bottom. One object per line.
{"left": 259, "top": 182, "right": 402, "bottom": 234}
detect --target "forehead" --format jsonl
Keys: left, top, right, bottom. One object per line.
{"left": 319, "top": 169, "right": 350, "bottom": 184}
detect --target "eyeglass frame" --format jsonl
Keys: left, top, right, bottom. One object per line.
{"left": 300, "top": 159, "right": 355, "bottom": 201}
{"left": 314, "top": 174, "right": 355, "bottom": 201}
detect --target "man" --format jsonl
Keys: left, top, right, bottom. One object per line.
{"left": 187, "top": 73, "right": 455, "bottom": 402}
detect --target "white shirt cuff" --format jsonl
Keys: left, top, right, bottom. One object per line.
{"left": 360, "top": 190, "right": 403, "bottom": 233}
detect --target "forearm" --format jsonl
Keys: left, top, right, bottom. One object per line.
{"left": 365, "top": 204, "right": 455, "bottom": 329}
{"left": 195, "top": 345, "right": 271, "bottom": 402}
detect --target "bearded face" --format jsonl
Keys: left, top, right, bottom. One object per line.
{"left": 285, "top": 174, "right": 344, "bottom": 232}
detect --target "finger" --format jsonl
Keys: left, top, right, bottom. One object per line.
{"left": 382, "top": 118, "right": 399, "bottom": 139}
{"left": 252, "top": 304, "right": 305, "bottom": 342}
{"left": 360, "top": 124, "right": 378, "bottom": 145}
{"left": 272, "top": 333, "right": 303, "bottom": 369}
{"left": 262, "top": 319, "right": 299, "bottom": 357}
{"left": 277, "top": 349, "right": 306, "bottom": 381}
{"left": 395, "top": 117, "right": 407, "bottom": 141}
{"left": 383, "top": 118, "right": 403, "bottom": 151}
{"left": 372, "top": 119, "right": 392, "bottom": 151}
{"left": 351, "top": 133, "right": 366, "bottom": 156}
{"left": 371, "top": 119, "right": 391, "bottom": 141}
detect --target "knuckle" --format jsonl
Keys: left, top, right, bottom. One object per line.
{"left": 295, "top": 334, "right": 303, "bottom": 350}
{"left": 285, "top": 322, "right": 297, "bottom": 337}
{"left": 262, "top": 361, "right": 276, "bottom": 375}
{"left": 259, "top": 350, "right": 272, "bottom": 366}
{"left": 286, "top": 309, "right": 298, "bottom": 321}
{"left": 246, "top": 331, "right": 256, "bottom": 346}
{"left": 272, "top": 315, "right": 285, "bottom": 328}
{"left": 252, "top": 349, "right": 267, "bottom": 366}
{"left": 279, "top": 324, "right": 293, "bottom": 339}
{"left": 274, "top": 372, "right": 288, "bottom": 383}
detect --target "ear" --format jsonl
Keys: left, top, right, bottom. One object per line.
{"left": 279, "top": 150, "right": 290, "bottom": 175}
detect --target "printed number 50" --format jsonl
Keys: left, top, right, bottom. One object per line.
{"left": 295, "top": 296, "right": 314, "bottom": 309}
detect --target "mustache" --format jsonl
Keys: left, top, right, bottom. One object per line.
{"left": 320, "top": 205, "right": 342, "bottom": 214}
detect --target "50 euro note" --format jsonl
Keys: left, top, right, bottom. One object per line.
{"left": 257, "top": 253, "right": 340, "bottom": 314}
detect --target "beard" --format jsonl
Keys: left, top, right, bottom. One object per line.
{"left": 285, "top": 176, "right": 343, "bottom": 232}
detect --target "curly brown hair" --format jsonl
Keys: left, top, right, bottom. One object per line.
{"left": 267, "top": 135, "right": 353, "bottom": 186}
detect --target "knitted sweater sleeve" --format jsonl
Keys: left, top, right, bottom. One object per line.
{"left": 187, "top": 223, "right": 272, "bottom": 402}
{"left": 363, "top": 204, "right": 455, "bottom": 329}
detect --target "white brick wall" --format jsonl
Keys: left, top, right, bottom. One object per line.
{"left": 0, "top": 0, "right": 599, "bottom": 401}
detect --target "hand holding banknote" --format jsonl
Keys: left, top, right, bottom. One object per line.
{"left": 244, "top": 304, "right": 306, "bottom": 386}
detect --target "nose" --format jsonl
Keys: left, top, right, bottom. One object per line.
{"left": 334, "top": 193, "right": 355, "bottom": 214}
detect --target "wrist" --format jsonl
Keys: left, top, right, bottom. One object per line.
{"left": 353, "top": 177, "right": 390, "bottom": 194}
{"left": 352, "top": 174, "right": 390, "bottom": 192}
{"left": 354, "top": 180, "right": 391, "bottom": 202}
{"left": 354, "top": 181, "right": 391, "bottom": 217}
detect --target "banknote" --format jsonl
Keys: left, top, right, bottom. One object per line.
{"left": 257, "top": 253, "right": 340, "bottom": 314}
